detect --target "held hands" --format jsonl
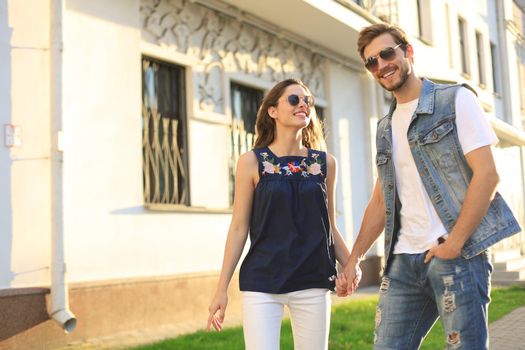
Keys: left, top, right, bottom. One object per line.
{"left": 424, "top": 238, "right": 462, "bottom": 263}
{"left": 207, "top": 291, "right": 228, "bottom": 332}
{"left": 335, "top": 262, "right": 362, "bottom": 297}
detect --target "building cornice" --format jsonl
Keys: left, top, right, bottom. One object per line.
{"left": 191, "top": 0, "right": 364, "bottom": 71}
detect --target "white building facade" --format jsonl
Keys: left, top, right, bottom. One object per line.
{"left": 1, "top": 0, "right": 524, "bottom": 348}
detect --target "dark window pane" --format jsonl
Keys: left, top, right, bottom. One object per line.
{"left": 458, "top": 18, "right": 469, "bottom": 74}
{"left": 229, "top": 82, "right": 263, "bottom": 206}
{"left": 476, "top": 32, "right": 485, "bottom": 86}
{"left": 316, "top": 106, "right": 325, "bottom": 122}
{"left": 231, "top": 83, "right": 263, "bottom": 134}
{"left": 490, "top": 43, "right": 500, "bottom": 94}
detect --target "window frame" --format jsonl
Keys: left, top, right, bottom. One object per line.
{"left": 518, "top": 58, "right": 525, "bottom": 117}
{"left": 416, "top": 0, "right": 433, "bottom": 45}
{"left": 141, "top": 55, "right": 191, "bottom": 209}
{"left": 228, "top": 81, "right": 265, "bottom": 207}
{"left": 490, "top": 42, "right": 501, "bottom": 96}
{"left": 475, "top": 31, "right": 486, "bottom": 88}
{"left": 458, "top": 17, "right": 470, "bottom": 77}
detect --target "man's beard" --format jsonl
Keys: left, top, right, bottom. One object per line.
{"left": 379, "top": 63, "right": 410, "bottom": 92}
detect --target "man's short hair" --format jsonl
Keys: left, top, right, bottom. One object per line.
{"left": 357, "top": 23, "right": 410, "bottom": 60}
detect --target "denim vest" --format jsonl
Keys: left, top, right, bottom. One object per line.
{"left": 376, "top": 78, "right": 521, "bottom": 271}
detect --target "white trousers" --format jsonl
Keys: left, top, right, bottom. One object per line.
{"left": 241, "top": 288, "right": 331, "bottom": 350}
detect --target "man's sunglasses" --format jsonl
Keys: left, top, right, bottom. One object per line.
{"left": 283, "top": 94, "right": 314, "bottom": 107}
{"left": 364, "top": 43, "right": 404, "bottom": 72}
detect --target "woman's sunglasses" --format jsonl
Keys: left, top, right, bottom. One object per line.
{"left": 284, "top": 94, "right": 314, "bottom": 107}
{"left": 364, "top": 43, "right": 404, "bottom": 72}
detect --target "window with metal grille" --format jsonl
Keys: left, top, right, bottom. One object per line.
{"left": 142, "top": 56, "right": 190, "bottom": 207}
{"left": 229, "top": 82, "right": 264, "bottom": 206}
{"left": 316, "top": 106, "right": 325, "bottom": 122}
{"left": 316, "top": 106, "right": 328, "bottom": 139}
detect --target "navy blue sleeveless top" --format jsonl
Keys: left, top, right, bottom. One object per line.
{"left": 239, "top": 147, "right": 337, "bottom": 293}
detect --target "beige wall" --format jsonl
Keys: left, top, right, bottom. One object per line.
{"left": 61, "top": 0, "right": 236, "bottom": 283}
{"left": 0, "top": 0, "right": 52, "bottom": 288}
{"left": 0, "top": 0, "right": 13, "bottom": 288}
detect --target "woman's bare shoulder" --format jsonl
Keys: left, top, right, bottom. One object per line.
{"left": 238, "top": 150, "right": 258, "bottom": 166}
{"left": 325, "top": 152, "right": 337, "bottom": 167}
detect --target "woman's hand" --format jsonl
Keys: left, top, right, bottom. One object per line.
{"left": 207, "top": 291, "right": 228, "bottom": 332}
{"left": 335, "top": 273, "right": 349, "bottom": 297}
{"left": 336, "top": 262, "right": 362, "bottom": 297}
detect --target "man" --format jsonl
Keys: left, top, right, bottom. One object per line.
{"left": 337, "top": 23, "right": 521, "bottom": 349}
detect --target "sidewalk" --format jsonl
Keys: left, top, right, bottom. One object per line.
{"left": 489, "top": 306, "right": 525, "bottom": 350}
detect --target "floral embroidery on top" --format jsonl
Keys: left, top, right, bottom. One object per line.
{"left": 260, "top": 150, "right": 324, "bottom": 177}
{"left": 260, "top": 152, "right": 281, "bottom": 174}
{"left": 308, "top": 153, "right": 323, "bottom": 176}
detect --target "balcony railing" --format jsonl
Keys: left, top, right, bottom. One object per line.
{"left": 513, "top": 1, "right": 525, "bottom": 36}
{"left": 336, "top": 0, "right": 399, "bottom": 24}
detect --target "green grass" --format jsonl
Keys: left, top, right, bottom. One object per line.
{"left": 131, "top": 286, "right": 525, "bottom": 350}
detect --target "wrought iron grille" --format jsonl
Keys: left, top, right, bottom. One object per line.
{"left": 316, "top": 106, "right": 325, "bottom": 122}
{"left": 142, "top": 56, "right": 189, "bottom": 206}
{"left": 229, "top": 83, "right": 263, "bottom": 206}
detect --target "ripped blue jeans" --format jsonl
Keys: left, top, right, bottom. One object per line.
{"left": 374, "top": 251, "right": 492, "bottom": 350}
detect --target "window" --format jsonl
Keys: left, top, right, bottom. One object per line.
{"left": 475, "top": 31, "right": 486, "bottom": 87}
{"left": 142, "top": 56, "right": 189, "bottom": 206}
{"left": 446, "top": 4, "right": 454, "bottom": 68}
{"left": 315, "top": 106, "right": 328, "bottom": 138}
{"left": 513, "top": 2, "right": 525, "bottom": 116}
{"left": 230, "top": 82, "right": 264, "bottom": 205}
{"left": 490, "top": 43, "right": 500, "bottom": 94}
{"left": 519, "top": 59, "right": 525, "bottom": 116}
{"left": 316, "top": 106, "right": 325, "bottom": 122}
{"left": 231, "top": 82, "right": 261, "bottom": 136}
{"left": 416, "top": 0, "right": 433, "bottom": 44}
{"left": 458, "top": 17, "right": 470, "bottom": 75}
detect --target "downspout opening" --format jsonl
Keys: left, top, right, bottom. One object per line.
{"left": 51, "top": 308, "right": 77, "bottom": 333}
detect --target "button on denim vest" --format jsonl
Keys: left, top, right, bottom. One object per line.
{"left": 376, "top": 78, "right": 521, "bottom": 272}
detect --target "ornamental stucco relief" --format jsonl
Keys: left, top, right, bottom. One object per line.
{"left": 141, "top": 0, "right": 326, "bottom": 114}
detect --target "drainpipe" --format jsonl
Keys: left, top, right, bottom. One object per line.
{"left": 50, "top": 0, "right": 76, "bottom": 332}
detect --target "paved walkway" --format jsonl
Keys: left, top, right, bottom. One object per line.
{"left": 489, "top": 306, "right": 525, "bottom": 350}
{"left": 60, "top": 287, "right": 525, "bottom": 349}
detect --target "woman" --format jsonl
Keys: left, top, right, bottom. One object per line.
{"left": 207, "top": 78, "right": 351, "bottom": 350}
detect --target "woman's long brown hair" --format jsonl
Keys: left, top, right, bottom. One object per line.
{"left": 253, "top": 78, "right": 326, "bottom": 151}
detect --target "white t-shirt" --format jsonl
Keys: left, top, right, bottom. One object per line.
{"left": 392, "top": 87, "right": 498, "bottom": 254}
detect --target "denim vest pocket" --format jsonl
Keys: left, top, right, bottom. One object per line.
{"left": 419, "top": 120, "right": 454, "bottom": 145}
{"left": 418, "top": 120, "right": 459, "bottom": 171}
